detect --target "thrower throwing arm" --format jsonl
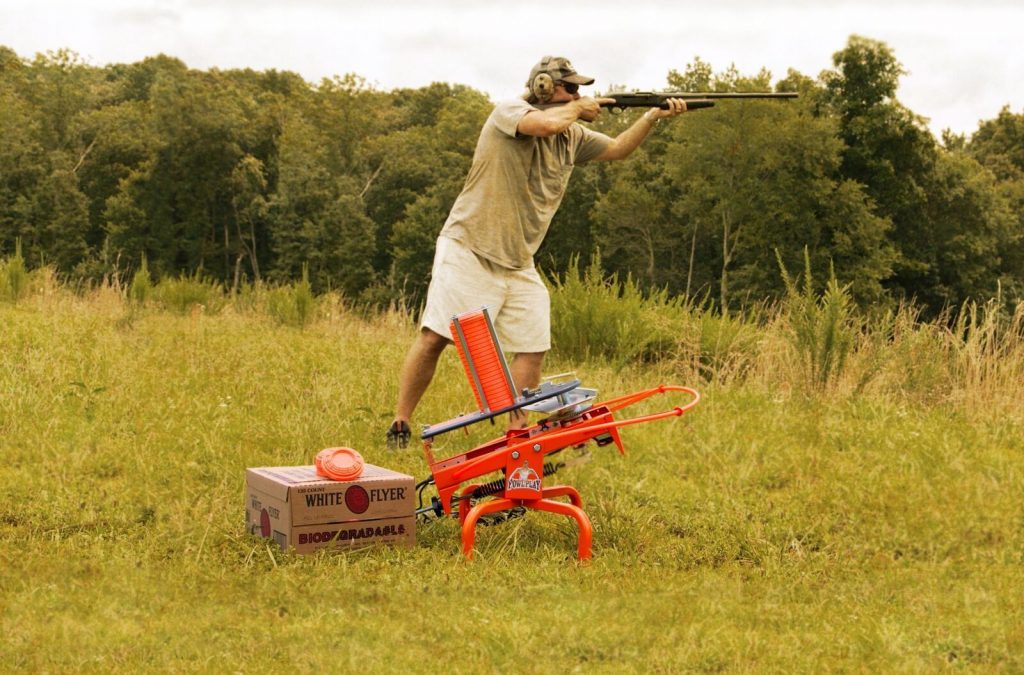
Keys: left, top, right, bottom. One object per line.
{"left": 427, "top": 384, "right": 701, "bottom": 517}
{"left": 420, "top": 379, "right": 582, "bottom": 440}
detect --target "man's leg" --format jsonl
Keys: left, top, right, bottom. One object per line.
{"left": 508, "top": 351, "right": 545, "bottom": 429}
{"left": 511, "top": 351, "right": 545, "bottom": 391}
{"left": 389, "top": 327, "right": 450, "bottom": 447}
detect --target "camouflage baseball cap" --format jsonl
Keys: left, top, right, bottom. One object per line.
{"left": 526, "top": 56, "right": 595, "bottom": 87}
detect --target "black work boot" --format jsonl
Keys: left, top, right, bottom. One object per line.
{"left": 386, "top": 420, "right": 411, "bottom": 450}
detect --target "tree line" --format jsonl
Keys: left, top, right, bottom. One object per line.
{"left": 1, "top": 36, "right": 1021, "bottom": 315}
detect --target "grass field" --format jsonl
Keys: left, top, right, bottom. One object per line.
{"left": 2, "top": 275, "right": 1023, "bottom": 672}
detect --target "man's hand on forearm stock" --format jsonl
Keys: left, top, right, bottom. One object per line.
{"left": 646, "top": 97, "right": 688, "bottom": 121}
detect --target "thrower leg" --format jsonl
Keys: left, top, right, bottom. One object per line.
{"left": 531, "top": 498, "right": 593, "bottom": 561}
{"left": 462, "top": 498, "right": 517, "bottom": 560}
{"left": 541, "top": 485, "right": 583, "bottom": 508}
{"left": 457, "top": 484, "right": 482, "bottom": 526}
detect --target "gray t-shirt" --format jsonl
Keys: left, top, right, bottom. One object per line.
{"left": 439, "top": 99, "right": 613, "bottom": 270}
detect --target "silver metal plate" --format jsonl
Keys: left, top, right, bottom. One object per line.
{"left": 522, "top": 386, "right": 598, "bottom": 418}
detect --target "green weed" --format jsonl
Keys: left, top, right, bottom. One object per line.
{"left": 128, "top": 254, "right": 152, "bottom": 306}
{"left": 0, "top": 238, "right": 30, "bottom": 302}
{"left": 547, "top": 254, "right": 689, "bottom": 365}
{"left": 777, "top": 249, "right": 856, "bottom": 392}
{"left": 686, "top": 307, "right": 762, "bottom": 383}
{"left": 152, "top": 269, "right": 227, "bottom": 315}
{"left": 266, "top": 265, "right": 317, "bottom": 327}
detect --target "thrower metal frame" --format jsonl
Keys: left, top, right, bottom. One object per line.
{"left": 421, "top": 307, "right": 700, "bottom": 560}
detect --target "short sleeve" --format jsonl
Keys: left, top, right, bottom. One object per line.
{"left": 491, "top": 99, "right": 536, "bottom": 138}
{"left": 572, "top": 126, "right": 614, "bottom": 164}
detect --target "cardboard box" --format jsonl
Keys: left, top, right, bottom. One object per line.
{"left": 245, "top": 463, "right": 415, "bottom": 554}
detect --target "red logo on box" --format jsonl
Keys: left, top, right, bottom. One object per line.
{"left": 345, "top": 485, "right": 369, "bottom": 514}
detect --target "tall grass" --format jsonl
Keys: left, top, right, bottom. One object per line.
{"left": 544, "top": 249, "right": 1023, "bottom": 420}
{"left": 947, "top": 299, "right": 1024, "bottom": 413}
{"left": 776, "top": 250, "right": 856, "bottom": 393}
{"left": 0, "top": 238, "right": 30, "bottom": 302}
{"left": 264, "top": 264, "right": 316, "bottom": 327}
{"left": 128, "top": 254, "right": 152, "bottom": 306}
{"left": 4, "top": 247, "right": 1021, "bottom": 413}
{"left": 151, "top": 269, "right": 227, "bottom": 315}
{"left": 546, "top": 255, "right": 762, "bottom": 382}
{"left": 546, "top": 254, "right": 688, "bottom": 365}
{"left": 2, "top": 253, "right": 1023, "bottom": 671}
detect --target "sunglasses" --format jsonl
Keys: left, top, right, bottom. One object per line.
{"left": 559, "top": 81, "right": 580, "bottom": 95}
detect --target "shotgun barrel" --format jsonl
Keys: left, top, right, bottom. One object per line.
{"left": 602, "top": 91, "right": 798, "bottom": 111}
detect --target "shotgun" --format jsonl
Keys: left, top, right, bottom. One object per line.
{"left": 601, "top": 91, "right": 798, "bottom": 111}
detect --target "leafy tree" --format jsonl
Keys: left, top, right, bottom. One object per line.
{"left": 922, "top": 151, "right": 1015, "bottom": 303}
{"left": 970, "top": 107, "right": 1024, "bottom": 177}
{"left": 537, "top": 165, "right": 602, "bottom": 278}
{"left": 968, "top": 107, "right": 1024, "bottom": 297}
{"left": 823, "top": 37, "right": 1021, "bottom": 309}
{"left": 23, "top": 50, "right": 104, "bottom": 151}
{"left": 667, "top": 57, "right": 714, "bottom": 91}
{"left": 360, "top": 127, "right": 444, "bottom": 275}
{"left": 103, "top": 160, "right": 157, "bottom": 268}
{"left": 74, "top": 101, "right": 159, "bottom": 264}
{"left": 0, "top": 50, "right": 97, "bottom": 270}
{"left": 663, "top": 63, "right": 890, "bottom": 309}
{"left": 110, "top": 67, "right": 256, "bottom": 277}
{"left": 388, "top": 88, "right": 492, "bottom": 302}
{"left": 391, "top": 82, "right": 475, "bottom": 128}
{"left": 0, "top": 40, "right": 1017, "bottom": 314}
{"left": 313, "top": 73, "right": 390, "bottom": 176}
{"left": 822, "top": 36, "right": 944, "bottom": 307}
{"left": 29, "top": 161, "right": 91, "bottom": 270}
{"left": 590, "top": 149, "right": 685, "bottom": 291}
{"left": 229, "top": 154, "right": 269, "bottom": 286}
{"left": 265, "top": 113, "right": 376, "bottom": 296}
{"left": 0, "top": 62, "right": 48, "bottom": 260}
{"left": 0, "top": 46, "right": 21, "bottom": 72}
{"left": 104, "top": 54, "right": 189, "bottom": 103}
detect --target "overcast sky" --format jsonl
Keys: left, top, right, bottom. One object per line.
{"left": 1, "top": 0, "right": 1020, "bottom": 137}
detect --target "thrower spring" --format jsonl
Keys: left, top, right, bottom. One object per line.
{"left": 414, "top": 460, "right": 566, "bottom": 524}
{"left": 471, "top": 461, "right": 564, "bottom": 499}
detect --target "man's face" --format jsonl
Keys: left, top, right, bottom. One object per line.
{"left": 549, "top": 81, "right": 581, "bottom": 103}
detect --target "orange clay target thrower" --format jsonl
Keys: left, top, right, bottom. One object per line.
{"left": 416, "top": 307, "right": 700, "bottom": 560}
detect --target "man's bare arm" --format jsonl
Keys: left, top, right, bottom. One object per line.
{"left": 596, "top": 98, "right": 688, "bottom": 161}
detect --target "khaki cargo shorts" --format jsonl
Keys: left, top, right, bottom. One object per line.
{"left": 420, "top": 236, "right": 551, "bottom": 353}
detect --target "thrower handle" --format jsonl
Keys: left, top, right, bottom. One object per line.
{"left": 598, "top": 384, "right": 701, "bottom": 415}
{"left": 495, "top": 385, "right": 701, "bottom": 463}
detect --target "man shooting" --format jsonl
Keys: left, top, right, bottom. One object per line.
{"left": 387, "top": 55, "right": 688, "bottom": 449}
